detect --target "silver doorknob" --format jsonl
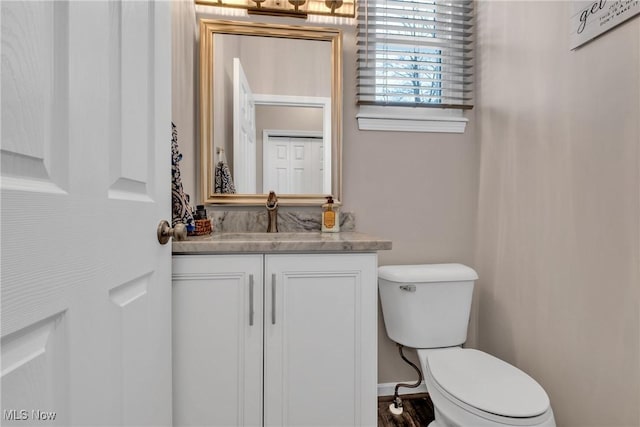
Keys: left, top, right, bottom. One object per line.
{"left": 157, "top": 220, "right": 187, "bottom": 245}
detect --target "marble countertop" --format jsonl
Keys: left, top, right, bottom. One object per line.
{"left": 172, "top": 231, "right": 392, "bottom": 254}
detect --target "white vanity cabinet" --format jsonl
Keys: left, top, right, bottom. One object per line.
{"left": 172, "top": 252, "right": 378, "bottom": 427}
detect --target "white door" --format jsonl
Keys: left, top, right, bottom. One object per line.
{"left": 263, "top": 137, "right": 324, "bottom": 194}
{"left": 264, "top": 137, "right": 291, "bottom": 193}
{"left": 233, "top": 58, "right": 256, "bottom": 193}
{"left": 1, "top": 1, "right": 172, "bottom": 426}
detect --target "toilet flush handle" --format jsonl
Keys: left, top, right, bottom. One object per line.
{"left": 400, "top": 285, "right": 416, "bottom": 292}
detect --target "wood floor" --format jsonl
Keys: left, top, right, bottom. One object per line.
{"left": 378, "top": 393, "right": 435, "bottom": 426}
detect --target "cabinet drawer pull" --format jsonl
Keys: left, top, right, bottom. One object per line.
{"left": 271, "top": 273, "right": 276, "bottom": 325}
{"left": 249, "top": 274, "right": 255, "bottom": 326}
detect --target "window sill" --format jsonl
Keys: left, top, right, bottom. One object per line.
{"left": 356, "top": 106, "right": 469, "bottom": 134}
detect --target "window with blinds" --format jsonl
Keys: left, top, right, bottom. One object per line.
{"left": 357, "top": 0, "right": 474, "bottom": 109}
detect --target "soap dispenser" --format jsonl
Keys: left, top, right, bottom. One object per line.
{"left": 321, "top": 196, "right": 340, "bottom": 233}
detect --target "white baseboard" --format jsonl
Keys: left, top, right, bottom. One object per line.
{"left": 377, "top": 381, "right": 428, "bottom": 397}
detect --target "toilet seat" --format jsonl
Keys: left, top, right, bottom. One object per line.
{"left": 418, "top": 348, "right": 552, "bottom": 425}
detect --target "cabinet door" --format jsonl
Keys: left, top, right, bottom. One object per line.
{"left": 172, "top": 255, "right": 263, "bottom": 427}
{"left": 264, "top": 253, "right": 378, "bottom": 427}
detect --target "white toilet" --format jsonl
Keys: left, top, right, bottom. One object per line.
{"left": 378, "top": 263, "right": 556, "bottom": 427}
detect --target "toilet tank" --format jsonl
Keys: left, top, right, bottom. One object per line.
{"left": 378, "top": 263, "right": 478, "bottom": 349}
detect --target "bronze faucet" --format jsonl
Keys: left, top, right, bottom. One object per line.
{"left": 266, "top": 191, "right": 278, "bottom": 233}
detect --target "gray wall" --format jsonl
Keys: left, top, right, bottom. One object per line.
{"left": 212, "top": 33, "right": 240, "bottom": 168}
{"left": 171, "top": 0, "right": 197, "bottom": 199}
{"left": 231, "top": 34, "right": 331, "bottom": 97}
{"left": 474, "top": 2, "right": 640, "bottom": 425}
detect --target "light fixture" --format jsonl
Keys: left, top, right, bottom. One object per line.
{"left": 195, "top": 0, "right": 355, "bottom": 19}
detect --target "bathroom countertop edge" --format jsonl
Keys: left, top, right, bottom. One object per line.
{"left": 171, "top": 231, "right": 392, "bottom": 254}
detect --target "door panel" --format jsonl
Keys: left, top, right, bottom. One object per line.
{"left": 108, "top": 272, "right": 156, "bottom": 426}
{"left": 0, "top": 1, "right": 69, "bottom": 194}
{"left": 1, "top": 313, "right": 67, "bottom": 426}
{"left": 108, "top": 1, "right": 152, "bottom": 200}
{"left": 1, "top": 1, "right": 172, "bottom": 425}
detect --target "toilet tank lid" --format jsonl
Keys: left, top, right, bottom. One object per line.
{"left": 378, "top": 263, "right": 478, "bottom": 283}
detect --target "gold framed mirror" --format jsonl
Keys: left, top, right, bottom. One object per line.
{"left": 199, "top": 20, "right": 342, "bottom": 205}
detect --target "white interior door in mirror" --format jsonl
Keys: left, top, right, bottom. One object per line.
{"left": 263, "top": 135, "right": 323, "bottom": 194}
{"left": 233, "top": 58, "right": 256, "bottom": 194}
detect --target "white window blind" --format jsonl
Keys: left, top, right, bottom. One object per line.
{"left": 357, "top": 0, "right": 474, "bottom": 109}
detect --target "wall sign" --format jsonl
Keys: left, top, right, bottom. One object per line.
{"left": 570, "top": 0, "right": 640, "bottom": 49}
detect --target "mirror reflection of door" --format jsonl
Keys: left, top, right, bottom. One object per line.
{"left": 256, "top": 103, "right": 325, "bottom": 194}
{"left": 232, "top": 58, "right": 256, "bottom": 193}
{"left": 263, "top": 134, "right": 324, "bottom": 194}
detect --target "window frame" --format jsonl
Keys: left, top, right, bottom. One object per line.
{"left": 356, "top": 0, "right": 473, "bottom": 133}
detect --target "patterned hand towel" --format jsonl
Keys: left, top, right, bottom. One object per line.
{"left": 214, "top": 158, "right": 236, "bottom": 194}
{"left": 171, "top": 122, "right": 195, "bottom": 228}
